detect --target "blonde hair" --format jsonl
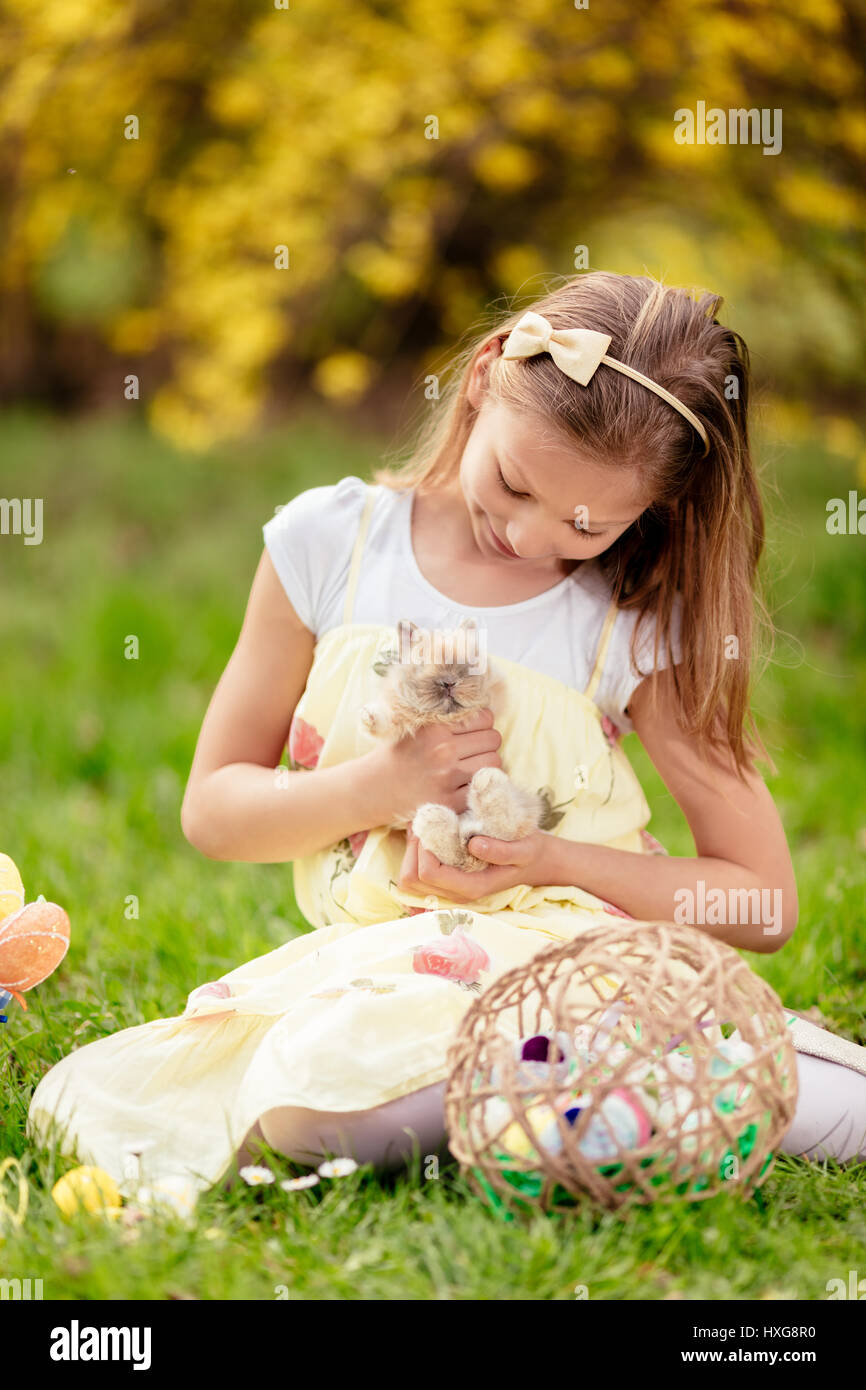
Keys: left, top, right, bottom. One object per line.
{"left": 373, "top": 271, "right": 771, "bottom": 775}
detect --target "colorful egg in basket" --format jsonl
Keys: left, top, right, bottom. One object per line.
{"left": 444, "top": 922, "right": 799, "bottom": 1214}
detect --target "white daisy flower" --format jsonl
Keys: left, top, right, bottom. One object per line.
{"left": 280, "top": 1174, "right": 320, "bottom": 1192}
{"left": 239, "top": 1165, "right": 276, "bottom": 1186}
{"left": 135, "top": 1176, "right": 198, "bottom": 1221}
{"left": 317, "top": 1157, "right": 358, "bottom": 1179}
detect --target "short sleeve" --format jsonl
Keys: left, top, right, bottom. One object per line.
{"left": 262, "top": 475, "right": 368, "bottom": 635}
{"left": 594, "top": 593, "right": 684, "bottom": 736}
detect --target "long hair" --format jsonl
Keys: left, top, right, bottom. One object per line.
{"left": 373, "top": 271, "right": 771, "bottom": 775}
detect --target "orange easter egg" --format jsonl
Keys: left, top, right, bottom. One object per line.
{"left": 0, "top": 899, "right": 70, "bottom": 992}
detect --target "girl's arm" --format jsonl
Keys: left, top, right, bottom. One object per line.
{"left": 540, "top": 667, "right": 799, "bottom": 951}
{"left": 181, "top": 550, "right": 503, "bottom": 863}
{"left": 180, "top": 551, "right": 396, "bottom": 862}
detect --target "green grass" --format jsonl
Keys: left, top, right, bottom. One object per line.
{"left": 0, "top": 405, "right": 864, "bottom": 1300}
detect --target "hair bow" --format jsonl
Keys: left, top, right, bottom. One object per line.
{"left": 502, "top": 312, "right": 613, "bottom": 386}
{"left": 500, "top": 310, "right": 710, "bottom": 454}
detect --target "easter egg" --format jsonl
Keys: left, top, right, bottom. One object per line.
{"left": 610, "top": 1088, "right": 652, "bottom": 1145}
{"left": 477, "top": 1095, "right": 514, "bottom": 1142}
{"left": 52, "top": 1166, "right": 122, "bottom": 1219}
{"left": 491, "top": 1031, "right": 574, "bottom": 1093}
{"left": 572, "top": 1004, "right": 629, "bottom": 1063}
{"left": 519, "top": 1032, "right": 571, "bottom": 1065}
{"left": 0, "top": 855, "right": 24, "bottom": 923}
{"left": 665, "top": 1047, "right": 697, "bottom": 1082}
{"left": 708, "top": 1038, "right": 755, "bottom": 1114}
{"left": 575, "top": 1089, "right": 652, "bottom": 1162}
{"left": 648, "top": 1081, "right": 696, "bottom": 1125}
{"left": 501, "top": 1102, "right": 557, "bottom": 1160}
{"left": 538, "top": 1115, "right": 567, "bottom": 1156}
{"left": 572, "top": 1023, "right": 602, "bottom": 1064}
{"left": 501, "top": 1121, "right": 539, "bottom": 1160}
{"left": 0, "top": 899, "right": 70, "bottom": 991}
{"left": 554, "top": 1088, "right": 592, "bottom": 1120}
{"left": 710, "top": 1037, "right": 755, "bottom": 1077}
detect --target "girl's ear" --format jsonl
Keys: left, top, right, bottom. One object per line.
{"left": 467, "top": 338, "right": 503, "bottom": 410}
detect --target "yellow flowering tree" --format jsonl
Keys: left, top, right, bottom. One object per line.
{"left": 0, "top": 0, "right": 862, "bottom": 450}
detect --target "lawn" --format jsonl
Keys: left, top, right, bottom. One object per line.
{"left": 1, "top": 405, "right": 864, "bottom": 1300}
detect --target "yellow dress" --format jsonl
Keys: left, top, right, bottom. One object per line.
{"left": 28, "top": 485, "right": 836, "bottom": 1195}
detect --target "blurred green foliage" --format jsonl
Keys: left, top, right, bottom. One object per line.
{"left": 0, "top": 0, "right": 864, "bottom": 450}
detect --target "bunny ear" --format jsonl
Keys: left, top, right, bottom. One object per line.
{"left": 457, "top": 617, "right": 478, "bottom": 631}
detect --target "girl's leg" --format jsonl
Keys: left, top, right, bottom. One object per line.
{"left": 236, "top": 1048, "right": 866, "bottom": 1177}
{"left": 255, "top": 1080, "right": 450, "bottom": 1175}
{"left": 234, "top": 1119, "right": 268, "bottom": 1172}
{"left": 779, "top": 1052, "right": 866, "bottom": 1162}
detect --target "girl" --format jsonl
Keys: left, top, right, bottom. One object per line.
{"left": 28, "top": 272, "right": 866, "bottom": 1190}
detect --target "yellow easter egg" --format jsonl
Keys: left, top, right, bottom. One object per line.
{"left": 0, "top": 855, "right": 25, "bottom": 924}
{"left": 0, "top": 1157, "right": 28, "bottom": 1230}
{"left": 52, "top": 1166, "right": 122, "bottom": 1219}
{"left": 501, "top": 1121, "right": 537, "bottom": 1159}
{"left": 501, "top": 1100, "right": 562, "bottom": 1159}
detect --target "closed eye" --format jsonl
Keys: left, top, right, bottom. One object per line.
{"left": 496, "top": 466, "right": 530, "bottom": 500}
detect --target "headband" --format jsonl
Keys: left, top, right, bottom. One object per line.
{"left": 501, "top": 310, "right": 710, "bottom": 456}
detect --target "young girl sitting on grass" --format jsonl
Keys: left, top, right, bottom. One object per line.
{"left": 28, "top": 271, "right": 866, "bottom": 1191}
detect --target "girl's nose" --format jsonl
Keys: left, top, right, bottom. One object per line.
{"left": 505, "top": 523, "right": 550, "bottom": 559}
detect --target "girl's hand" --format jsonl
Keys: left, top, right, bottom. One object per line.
{"left": 373, "top": 708, "right": 503, "bottom": 824}
{"left": 397, "top": 826, "right": 555, "bottom": 903}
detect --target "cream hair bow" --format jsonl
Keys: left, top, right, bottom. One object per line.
{"left": 501, "top": 310, "right": 710, "bottom": 455}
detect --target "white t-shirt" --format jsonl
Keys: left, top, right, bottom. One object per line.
{"left": 262, "top": 475, "right": 681, "bottom": 735}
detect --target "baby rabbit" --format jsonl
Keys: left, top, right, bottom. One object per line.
{"left": 360, "top": 619, "right": 542, "bottom": 870}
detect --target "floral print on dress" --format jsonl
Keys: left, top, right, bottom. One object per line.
{"left": 322, "top": 830, "right": 369, "bottom": 922}
{"left": 311, "top": 977, "right": 397, "bottom": 1001}
{"left": 193, "top": 980, "right": 232, "bottom": 1000}
{"left": 311, "top": 911, "right": 491, "bottom": 1002}
{"left": 536, "top": 786, "right": 573, "bottom": 831}
{"left": 371, "top": 644, "right": 399, "bottom": 677}
{"left": 412, "top": 910, "right": 490, "bottom": 992}
{"left": 287, "top": 709, "right": 366, "bottom": 910}
{"left": 287, "top": 716, "right": 323, "bottom": 770}
{"left": 184, "top": 979, "right": 236, "bottom": 1019}
{"left": 601, "top": 714, "right": 621, "bottom": 746}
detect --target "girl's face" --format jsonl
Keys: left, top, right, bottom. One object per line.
{"left": 458, "top": 395, "right": 651, "bottom": 571}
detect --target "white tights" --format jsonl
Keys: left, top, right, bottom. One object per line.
{"left": 238, "top": 1052, "right": 866, "bottom": 1176}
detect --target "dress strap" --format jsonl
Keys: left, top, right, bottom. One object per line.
{"left": 582, "top": 597, "right": 619, "bottom": 702}
{"left": 341, "top": 483, "right": 378, "bottom": 626}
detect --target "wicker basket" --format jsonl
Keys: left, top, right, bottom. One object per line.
{"left": 444, "top": 922, "right": 799, "bottom": 1214}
